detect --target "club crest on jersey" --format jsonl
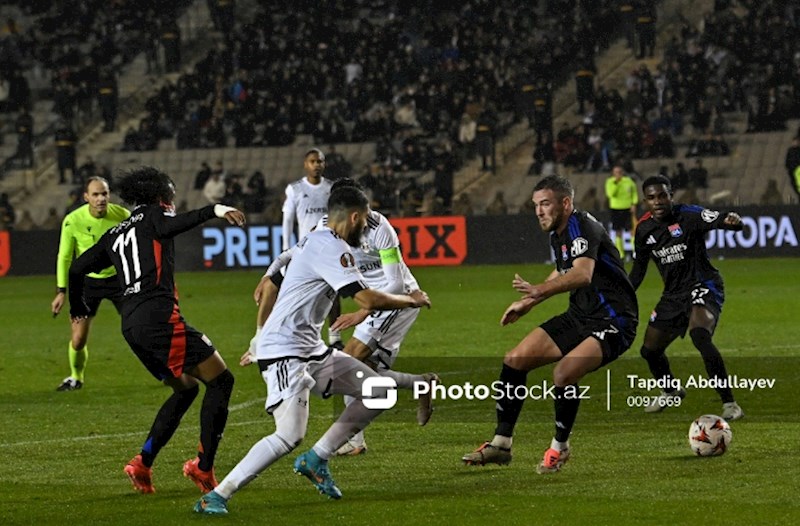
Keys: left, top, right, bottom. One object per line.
{"left": 561, "top": 244, "right": 568, "bottom": 261}
{"left": 701, "top": 209, "right": 719, "bottom": 223}
{"left": 570, "top": 237, "right": 588, "bottom": 257}
{"left": 340, "top": 253, "right": 356, "bottom": 268}
{"left": 650, "top": 310, "right": 657, "bottom": 322}
{"left": 668, "top": 224, "right": 682, "bottom": 237}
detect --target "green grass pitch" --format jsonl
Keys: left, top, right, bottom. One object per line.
{"left": 1, "top": 259, "right": 799, "bottom": 525}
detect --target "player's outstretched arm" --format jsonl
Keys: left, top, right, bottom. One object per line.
{"left": 722, "top": 212, "right": 743, "bottom": 229}
{"left": 353, "top": 288, "right": 430, "bottom": 312}
{"left": 501, "top": 298, "right": 535, "bottom": 326}
{"left": 241, "top": 276, "right": 280, "bottom": 366}
{"left": 68, "top": 242, "right": 112, "bottom": 321}
{"left": 330, "top": 308, "right": 371, "bottom": 331}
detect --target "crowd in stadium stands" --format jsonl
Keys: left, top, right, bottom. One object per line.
{"left": 4, "top": 0, "right": 800, "bottom": 229}
{"left": 542, "top": 0, "right": 800, "bottom": 196}
{"left": 120, "top": 0, "right": 624, "bottom": 217}
{"left": 0, "top": 0, "right": 192, "bottom": 120}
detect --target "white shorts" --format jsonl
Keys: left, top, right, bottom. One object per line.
{"left": 352, "top": 307, "right": 420, "bottom": 369}
{"left": 263, "top": 350, "right": 382, "bottom": 413}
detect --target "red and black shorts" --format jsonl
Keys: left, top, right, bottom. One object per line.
{"left": 123, "top": 319, "right": 216, "bottom": 381}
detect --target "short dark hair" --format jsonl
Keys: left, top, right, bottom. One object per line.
{"left": 305, "top": 148, "right": 325, "bottom": 160}
{"left": 533, "top": 174, "right": 574, "bottom": 200}
{"left": 328, "top": 186, "right": 368, "bottom": 217}
{"left": 642, "top": 174, "right": 671, "bottom": 193}
{"left": 330, "top": 177, "right": 363, "bottom": 192}
{"left": 117, "top": 167, "right": 175, "bottom": 206}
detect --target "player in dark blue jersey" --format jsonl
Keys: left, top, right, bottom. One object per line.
{"left": 463, "top": 174, "right": 638, "bottom": 474}
{"left": 629, "top": 175, "right": 744, "bottom": 420}
{"left": 69, "top": 167, "right": 246, "bottom": 494}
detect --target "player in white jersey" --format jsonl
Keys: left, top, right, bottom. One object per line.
{"left": 281, "top": 148, "right": 342, "bottom": 346}
{"left": 195, "top": 186, "right": 430, "bottom": 515}
{"left": 245, "top": 179, "right": 437, "bottom": 455}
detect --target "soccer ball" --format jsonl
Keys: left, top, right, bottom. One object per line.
{"left": 688, "top": 415, "right": 732, "bottom": 456}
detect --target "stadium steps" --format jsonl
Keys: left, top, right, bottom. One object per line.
{"left": 8, "top": 1, "right": 218, "bottom": 226}
{"left": 453, "top": 0, "right": 713, "bottom": 214}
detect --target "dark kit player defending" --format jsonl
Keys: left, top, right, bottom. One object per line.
{"left": 68, "top": 167, "right": 246, "bottom": 494}
{"left": 463, "top": 175, "right": 638, "bottom": 473}
{"left": 629, "top": 175, "right": 744, "bottom": 420}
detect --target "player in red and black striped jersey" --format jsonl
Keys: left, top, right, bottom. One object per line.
{"left": 463, "top": 175, "right": 638, "bottom": 474}
{"left": 69, "top": 167, "right": 246, "bottom": 494}
{"left": 629, "top": 175, "right": 744, "bottom": 420}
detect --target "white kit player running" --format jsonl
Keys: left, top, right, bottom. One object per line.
{"left": 281, "top": 148, "right": 341, "bottom": 346}
{"left": 195, "top": 186, "right": 430, "bottom": 515}
{"left": 245, "top": 178, "right": 438, "bottom": 456}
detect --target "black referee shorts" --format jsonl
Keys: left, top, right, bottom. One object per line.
{"left": 610, "top": 208, "right": 632, "bottom": 231}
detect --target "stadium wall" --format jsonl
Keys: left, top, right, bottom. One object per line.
{"left": 3, "top": 206, "right": 798, "bottom": 277}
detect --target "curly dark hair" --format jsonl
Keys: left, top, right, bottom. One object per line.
{"left": 116, "top": 166, "right": 175, "bottom": 206}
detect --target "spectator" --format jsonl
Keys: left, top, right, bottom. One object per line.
{"left": 122, "top": 127, "right": 141, "bottom": 152}
{"left": 785, "top": 138, "right": 800, "bottom": 180}
{"left": 194, "top": 162, "right": 212, "bottom": 190}
{"left": 792, "top": 165, "right": 800, "bottom": 201}
{"left": 530, "top": 131, "right": 555, "bottom": 176}
{"left": 324, "top": 145, "right": 351, "bottom": 181}
{"left": 577, "top": 186, "right": 602, "bottom": 213}
{"left": 98, "top": 70, "right": 119, "bottom": 132}
{"left": 486, "top": 191, "right": 509, "bottom": 215}
{"left": 671, "top": 162, "right": 690, "bottom": 190}
{"left": 475, "top": 106, "right": 497, "bottom": 172}
{"left": 203, "top": 171, "right": 226, "bottom": 204}
{"left": 161, "top": 19, "right": 182, "bottom": 73}
{"left": 76, "top": 157, "right": 97, "bottom": 187}
{"left": 688, "top": 159, "right": 709, "bottom": 189}
{"left": 13, "top": 107, "right": 33, "bottom": 168}
{"left": 41, "top": 207, "right": 62, "bottom": 230}
{"left": 14, "top": 209, "right": 35, "bottom": 231}
{"left": 452, "top": 193, "right": 474, "bottom": 216}
{"left": 55, "top": 121, "right": 77, "bottom": 185}
{"left": 760, "top": 179, "right": 783, "bottom": 206}
{"left": 433, "top": 154, "right": 455, "bottom": 210}
{"left": 458, "top": 113, "right": 477, "bottom": 160}
{"left": 0, "top": 193, "right": 15, "bottom": 231}
{"left": 651, "top": 128, "right": 676, "bottom": 158}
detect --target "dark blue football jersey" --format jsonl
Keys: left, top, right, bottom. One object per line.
{"left": 630, "top": 204, "right": 743, "bottom": 295}
{"left": 550, "top": 210, "right": 638, "bottom": 322}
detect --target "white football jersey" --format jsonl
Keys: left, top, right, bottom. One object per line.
{"left": 317, "top": 210, "right": 418, "bottom": 293}
{"left": 258, "top": 227, "right": 366, "bottom": 361}
{"left": 282, "top": 177, "right": 333, "bottom": 249}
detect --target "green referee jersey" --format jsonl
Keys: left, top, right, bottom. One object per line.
{"left": 56, "top": 203, "right": 131, "bottom": 287}
{"left": 605, "top": 175, "right": 639, "bottom": 211}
